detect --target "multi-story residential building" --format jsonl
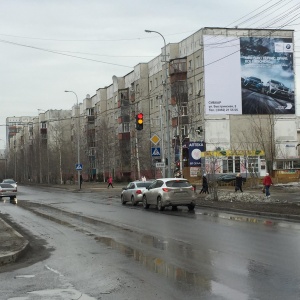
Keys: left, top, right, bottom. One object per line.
{"left": 6, "top": 27, "right": 299, "bottom": 183}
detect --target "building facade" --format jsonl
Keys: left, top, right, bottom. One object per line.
{"left": 6, "top": 27, "right": 298, "bottom": 183}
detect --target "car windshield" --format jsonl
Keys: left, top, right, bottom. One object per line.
{"left": 0, "top": 183, "right": 13, "bottom": 188}
{"left": 166, "top": 180, "right": 191, "bottom": 187}
{"left": 136, "top": 182, "right": 152, "bottom": 188}
{"left": 3, "top": 179, "right": 15, "bottom": 183}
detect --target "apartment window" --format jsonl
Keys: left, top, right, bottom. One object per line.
{"left": 197, "top": 102, "right": 201, "bottom": 114}
{"left": 197, "top": 79, "right": 202, "bottom": 91}
{"left": 181, "top": 106, "right": 188, "bottom": 116}
{"left": 188, "top": 60, "right": 192, "bottom": 70}
{"left": 196, "top": 56, "right": 201, "bottom": 68}
{"left": 155, "top": 78, "right": 158, "bottom": 88}
{"left": 115, "top": 95, "right": 118, "bottom": 104}
{"left": 149, "top": 81, "right": 152, "bottom": 91}
{"left": 189, "top": 82, "right": 193, "bottom": 95}
{"left": 181, "top": 125, "right": 188, "bottom": 137}
{"left": 87, "top": 108, "right": 94, "bottom": 116}
{"left": 136, "top": 84, "right": 139, "bottom": 94}
{"left": 156, "top": 96, "right": 159, "bottom": 107}
{"left": 40, "top": 122, "right": 47, "bottom": 129}
{"left": 123, "top": 123, "right": 130, "bottom": 132}
{"left": 150, "top": 98, "right": 154, "bottom": 109}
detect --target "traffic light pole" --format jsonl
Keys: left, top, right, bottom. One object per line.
{"left": 135, "top": 135, "right": 141, "bottom": 180}
{"left": 159, "top": 100, "right": 165, "bottom": 177}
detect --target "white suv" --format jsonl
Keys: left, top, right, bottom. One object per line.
{"left": 142, "top": 178, "right": 196, "bottom": 211}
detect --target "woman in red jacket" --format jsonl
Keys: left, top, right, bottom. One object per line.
{"left": 263, "top": 173, "right": 273, "bottom": 198}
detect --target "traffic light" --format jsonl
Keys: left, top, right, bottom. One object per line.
{"left": 136, "top": 113, "right": 144, "bottom": 130}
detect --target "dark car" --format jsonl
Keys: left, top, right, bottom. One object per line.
{"left": 242, "top": 76, "right": 263, "bottom": 92}
{"left": 217, "top": 174, "right": 237, "bottom": 182}
{"left": 217, "top": 174, "right": 247, "bottom": 183}
{"left": 0, "top": 183, "right": 17, "bottom": 203}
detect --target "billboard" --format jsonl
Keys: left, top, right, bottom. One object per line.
{"left": 188, "top": 141, "right": 205, "bottom": 166}
{"left": 204, "top": 35, "right": 295, "bottom": 115}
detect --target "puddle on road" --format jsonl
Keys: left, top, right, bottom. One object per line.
{"left": 95, "top": 236, "right": 211, "bottom": 289}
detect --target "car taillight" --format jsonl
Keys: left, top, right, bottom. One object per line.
{"left": 136, "top": 190, "right": 142, "bottom": 194}
{"left": 13, "top": 189, "right": 17, "bottom": 192}
{"left": 162, "top": 188, "right": 169, "bottom": 192}
{"left": 191, "top": 186, "right": 195, "bottom": 191}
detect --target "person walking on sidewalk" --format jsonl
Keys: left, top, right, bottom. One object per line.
{"left": 235, "top": 173, "right": 243, "bottom": 192}
{"left": 263, "top": 173, "right": 273, "bottom": 198}
{"left": 107, "top": 176, "right": 114, "bottom": 188}
{"left": 199, "top": 174, "right": 209, "bottom": 194}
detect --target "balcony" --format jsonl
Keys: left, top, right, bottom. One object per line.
{"left": 40, "top": 128, "right": 47, "bottom": 135}
{"left": 118, "top": 132, "right": 130, "bottom": 140}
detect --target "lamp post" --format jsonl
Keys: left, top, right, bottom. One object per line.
{"left": 65, "top": 90, "right": 81, "bottom": 190}
{"left": 145, "top": 29, "right": 171, "bottom": 177}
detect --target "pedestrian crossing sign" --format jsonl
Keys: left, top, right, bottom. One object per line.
{"left": 151, "top": 147, "right": 161, "bottom": 157}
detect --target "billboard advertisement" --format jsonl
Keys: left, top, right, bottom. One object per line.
{"left": 188, "top": 141, "right": 205, "bottom": 166}
{"left": 204, "top": 35, "right": 295, "bottom": 115}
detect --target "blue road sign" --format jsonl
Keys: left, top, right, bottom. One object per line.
{"left": 151, "top": 147, "right": 161, "bottom": 157}
{"left": 75, "top": 163, "right": 83, "bottom": 171}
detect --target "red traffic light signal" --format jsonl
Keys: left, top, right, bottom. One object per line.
{"left": 136, "top": 113, "right": 144, "bottom": 130}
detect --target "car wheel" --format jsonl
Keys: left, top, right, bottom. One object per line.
{"left": 157, "top": 197, "right": 164, "bottom": 211}
{"left": 121, "top": 195, "right": 126, "bottom": 205}
{"left": 143, "top": 195, "right": 149, "bottom": 209}
{"left": 131, "top": 196, "right": 137, "bottom": 206}
{"left": 172, "top": 206, "right": 178, "bottom": 211}
{"left": 188, "top": 204, "right": 195, "bottom": 211}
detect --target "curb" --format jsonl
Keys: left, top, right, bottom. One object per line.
{"left": 0, "top": 218, "right": 30, "bottom": 266}
{"left": 196, "top": 204, "right": 300, "bottom": 222}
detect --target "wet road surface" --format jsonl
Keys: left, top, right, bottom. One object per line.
{"left": 1, "top": 185, "right": 300, "bottom": 299}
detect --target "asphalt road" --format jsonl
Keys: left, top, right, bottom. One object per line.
{"left": 1, "top": 185, "right": 300, "bottom": 299}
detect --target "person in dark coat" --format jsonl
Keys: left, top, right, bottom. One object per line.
{"left": 235, "top": 173, "right": 243, "bottom": 192}
{"left": 200, "top": 174, "right": 209, "bottom": 194}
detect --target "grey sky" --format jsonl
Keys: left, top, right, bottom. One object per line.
{"left": 0, "top": 0, "right": 299, "bottom": 146}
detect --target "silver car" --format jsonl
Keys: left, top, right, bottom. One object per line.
{"left": 0, "top": 183, "right": 17, "bottom": 203}
{"left": 142, "top": 178, "right": 196, "bottom": 211}
{"left": 2, "top": 179, "right": 18, "bottom": 191}
{"left": 121, "top": 181, "right": 153, "bottom": 206}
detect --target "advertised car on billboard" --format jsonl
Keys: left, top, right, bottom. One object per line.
{"left": 242, "top": 76, "right": 264, "bottom": 93}
{"left": 264, "top": 79, "right": 293, "bottom": 101}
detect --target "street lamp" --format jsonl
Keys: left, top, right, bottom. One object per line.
{"left": 65, "top": 90, "right": 81, "bottom": 190}
{"left": 145, "top": 29, "right": 171, "bottom": 177}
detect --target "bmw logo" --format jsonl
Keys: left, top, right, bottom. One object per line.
{"left": 286, "top": 44, "right": 291, "bottom": 49}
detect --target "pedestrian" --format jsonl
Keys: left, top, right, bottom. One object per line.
{"left": 235, "top": 173, "right": 243, "bottom": 192}
{"left": 263, "top": 172, "right": 273, "bottom": 198}
{"left": 80, "top": 174, "right": 83, "bottom": 189}
{"left": 107, "top": 176, "right": 114, "bottom": 188}
{"left": 199, "top": 174, "right": 209, "bottom": 194}
{"left": 141, "top": 176, "right": 146, "bottom": 182}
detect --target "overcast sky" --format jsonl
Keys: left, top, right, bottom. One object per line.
{"left": 0, "top": 0, "right": 299, "bottom": 146}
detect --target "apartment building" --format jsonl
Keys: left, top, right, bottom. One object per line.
{"left": 7, "top": 27, "right": 298, "bottom": 183}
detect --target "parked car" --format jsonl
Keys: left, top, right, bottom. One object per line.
{"left": 242, "top": 76, "right": 264, "bottom": 92}
{"left": 0, "top": 183, "right": 17, "bottom": 203}
{"left": 121, "top": 181, "right": 154, "bottom": 205}
{"left": 142, "top": 178, "right": 196, "bottom": 211}
{"left": 2, "top": 179, "right": 17, "bottom": 191}
{"left": 217, "top": 174, "right": 237, "bottom": 182}
{"left": 217, "top": 174, "right": 247, "bottom": 183}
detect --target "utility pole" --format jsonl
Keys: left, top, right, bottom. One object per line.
{"left": 145, "top": 30, "right": 171, "bottom": 177}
